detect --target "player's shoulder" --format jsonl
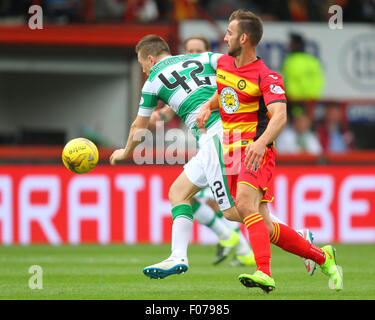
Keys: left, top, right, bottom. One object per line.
{"left": 257, "top": 58, "right": 283, "bottom": 83}
{"left": 188, "top": 51, "right": 217, "bottom": 62}
{"left": 150, "top": 54, "right": 186, "bottom": 73}
{"left": 217, "top": 54, "right": 234, "bottom": 64}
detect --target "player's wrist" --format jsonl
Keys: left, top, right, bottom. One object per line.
{"left": 256, "top": 136, "right": 268, "bottom": 148}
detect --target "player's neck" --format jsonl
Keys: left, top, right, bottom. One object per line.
{"left": 234, "top": 49, "right": 257, "bottom": 68}
{"left": 156, "top": 53, "right": 171, "bottom": 63}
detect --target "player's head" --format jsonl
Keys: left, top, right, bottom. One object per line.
{"left": 184, "top": 34, "right": 211, "bottom": 54}
{"left": 225, "top": 9, "right": 263, "bottom": 57}
{"left": 289, "top": 33, "right": 305, "bottom": 53}
{"left": 136, "top": 35, "right": 171, "bottom": 76}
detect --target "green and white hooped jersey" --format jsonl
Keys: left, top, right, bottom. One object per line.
{"left": 138, "top": 52, "right": 222, "bottom": 140}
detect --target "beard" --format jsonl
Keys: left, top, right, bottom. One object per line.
{"left": 228, "top": 40, "right": 242, "bottom": 57}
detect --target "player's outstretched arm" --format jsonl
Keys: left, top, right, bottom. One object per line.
{"left": 244, "top": 102, "right": 287, "bottom": 170}
{"left": 196, "top": 90, "right": 219, "bottom": 132}
{"left": 110, "top": 116, "right": 150, "bottom": 165}
{"left": 148, "top": 105, "right": 176, "bottom": 130}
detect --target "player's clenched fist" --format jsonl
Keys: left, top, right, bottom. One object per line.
{"left": 110, "top": 148, "right": 126, "bottom": 166}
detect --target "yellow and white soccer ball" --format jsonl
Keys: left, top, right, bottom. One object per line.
{"left": 62, "top": 138, "right": 99, "bottom": 174}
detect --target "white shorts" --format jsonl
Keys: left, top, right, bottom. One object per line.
{"left": 184, "top": 132, "right": 234, "bottom": 211}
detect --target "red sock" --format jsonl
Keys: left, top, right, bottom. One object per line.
{"left": 244, "top": 213, "right": 272, "bottom": 277}
{"left": 271, "top": 223, "right": 325, "bottom": 265}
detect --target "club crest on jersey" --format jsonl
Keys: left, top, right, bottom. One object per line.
{"left": 220, "top": 87, "right": 239, "bottom": 114}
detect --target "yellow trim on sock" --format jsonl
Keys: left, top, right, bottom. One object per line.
{"left": 270, "top": 222, "right": 280, "bottom": 244}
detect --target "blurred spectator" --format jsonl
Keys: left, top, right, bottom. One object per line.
{"left": 43, "top": 0, "right": 80, "bottom": 24}
{"left": 183, "top": 34, "right": 211, "bottom": 53}
{"left": 316, "top": 102, "right": 354, "bottom": 153}
{"left": 199, "top": 0, "right": 249, "bottom": 19}
{"left": 95, "top": 0, "right": 125, "bottom": 22}
{"left": 128, "top": 0, "right": 159, "bottom": 22}
{"left": 257, "top": 0, "right": 324, "bottom": 21}
{"left": 0, "top": 0, "right": 11, "bottom": 17}
{"left": 0, "top": 0, "right": 32, "bottom": 22}
{"left": 342, "top": 0, "right": 375, "bottom": 23}
{"left": 154, "top": 0, "right": 171, "bottom": 21}
{"left": 96, "top": 0, "right": 158, "bottom": 23}
{"left": 173, "top": 0, "right": 199, "bottom": 21}
{"left": 282, "top": 33, "right": 325, "bottom": 102}
{"left": 276, "top": 109, "right": 322, "bottom": 155}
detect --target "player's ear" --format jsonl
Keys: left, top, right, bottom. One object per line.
{"left": 240, "top": 33, "right": 249, "bottom": 45}
{"left": 147, "top": 55, "right": 156, "bottom": 66}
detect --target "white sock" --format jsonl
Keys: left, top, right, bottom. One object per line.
{"left": 170, "top": 216, "right": 193, "bottom": 258}
{"left": 221, "top": 216, "right": 241, "bottom": 230}
{"left": 235, "top": 232, "right": 252, "bottom": 256}
{"left": 193, "top": 202, "right": 231, "bottom": 240}
{"left": 215, "top": 214, "right": 252, "bottom": 256}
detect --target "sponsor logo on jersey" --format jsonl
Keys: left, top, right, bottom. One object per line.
{"left": 140, "top": 97, "right": 144, "bottom": 105}
{"left": 270, "top": 84, "right": 285, "bottom": 94}
{"left": 268, "top": 74, "right": 278, "bottom": 80}
{"left": 237, "top": 79, "right": 247, "bottom": 90}
{"left": 217, "top": 73, "right": 226, "bottom": 80}
{"left": 220, "top": 87, "right": 240, "bottom": 114}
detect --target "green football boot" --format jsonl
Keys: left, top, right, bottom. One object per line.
{"left": 229, "top": 252, "right": 256, "bottom": 267}
{"left": 238, "top": 270, "right": 275, "bottom": 294}
{"left": 320, "top": 245, "right": 343, "bottom": 291}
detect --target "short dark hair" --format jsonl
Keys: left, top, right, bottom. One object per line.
{"left": 135, "top": 35, "right": 171, "bottom": 60}
{"left": 229, "top": 9, "right": 263, "bottom": 46}
{"left": 183, "top": 34, "right": 211, "bottom": 51}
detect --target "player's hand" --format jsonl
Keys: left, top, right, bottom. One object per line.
{"left": 150, "top": 109, "right": 162, "bottom": 124}
{"left": 196, "top": 103, "right": 211, "bottom": 132}
{"left": 109, "top": 148, "right": 126, "bottom": 166}
{"left": 244, "top": 140, "right": 266, "bottom": 171}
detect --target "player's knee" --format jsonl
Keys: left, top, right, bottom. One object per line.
{"left": 222, "top": 207, "right": 242, "bottom": 222}
{"left": 168, "top": 184, "right": 189, "bottom": 206}
{"left": 235, "top": 198, "right": 258, "bottom": 219}
{"left": 265, "top": 218, "right": 274, "bottom": 234}
{"left": 168, "top": 185, "right": 179, "bottom": 205}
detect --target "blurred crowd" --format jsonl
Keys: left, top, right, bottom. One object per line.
{"left": 0, "top": 0, "right": 373, "bottom": 154}
{"left": 0, "top": 0, "right": 374, "bottom": 24}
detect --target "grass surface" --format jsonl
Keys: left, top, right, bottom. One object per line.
{"left": 0, "top": 244, "right": 374, "bottom": 300}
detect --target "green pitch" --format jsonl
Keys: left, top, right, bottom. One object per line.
{"left": 0, "top": 244, "right": 374, "bottom": 300}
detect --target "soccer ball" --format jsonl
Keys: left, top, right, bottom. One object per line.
{"left": 62, "top": 138, "right": 99, "bottom": 174}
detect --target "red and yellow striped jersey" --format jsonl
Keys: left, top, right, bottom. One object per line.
{"left": 216, "top": 55, "right": 287, "bottom": 154}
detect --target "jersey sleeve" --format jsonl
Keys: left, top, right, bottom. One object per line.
{"left": 208, "top": 52, "right": 223, "bottom": 71}
{"left": 259, "top": 71, "right": 287, "bottom": 107}
{"left": 137, "top": 80, "right": 159, "bottom": 117}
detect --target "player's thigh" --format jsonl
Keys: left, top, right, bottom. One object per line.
{"left": 235, "top": 183, "right": 263, "bottom": 219}
{"left": 169, "top": 171, "right": 201, "bottom": 207}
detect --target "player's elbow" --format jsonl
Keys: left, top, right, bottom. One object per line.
{"left": 279, "top": 111, "right": 287, "bottom": 128}
{"left": 132, "top": 116, "right": 150, "bottom": 131}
